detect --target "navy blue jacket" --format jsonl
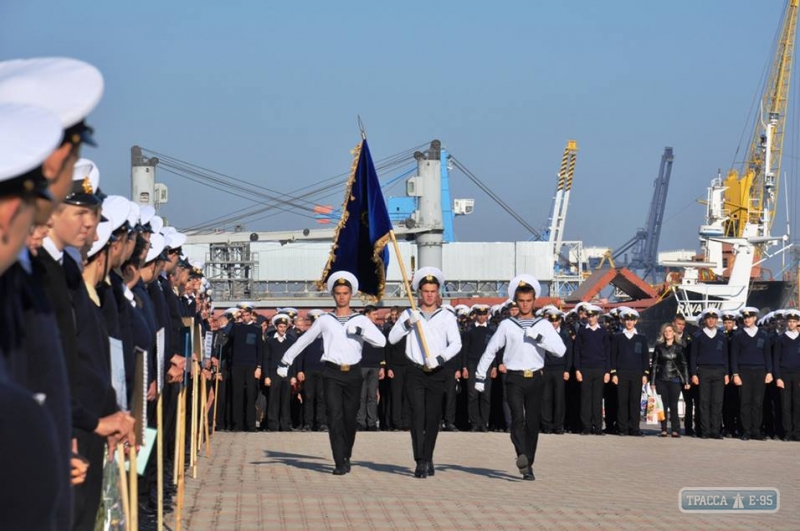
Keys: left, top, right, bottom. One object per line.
{"left": 610, "top": 332, "right": 650, "bottom": 374}
{"left": 689, "top": 329, "right": 729, "bottom": 376}
{"left": 772, "top": 332, "right": 800, "bottom": 379}
{"left": 574, "top": 326, "right": 610, "bottom": 372}
{"left": 731, "top": 328, "right": 773, "bottom": 374}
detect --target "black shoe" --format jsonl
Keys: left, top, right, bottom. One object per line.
{"left": 367, "top": 425, "right": 379, "bottom": 432}
{"left": 301, "top": 425, "right": 311, "bottom": 432}
{"left": 332, "top": 466, "right": 348, "bottom": 475}
{"left": 522, "top": 466, "right": 535, "bottom": 481}
{"left": 444, "top": 424, "right": 459, "bottom": 432}
{"left": 470, "top": 425, "right": 480, "bottom": 432}
{"left": 541, "top": 428, "right": 552, "bottom": 434}
{"left": 617, "top": 431, "right": 627, "bottom": 437}
{"left": 553, "top": 429, "right": 565, "bottom": 435}
{"left": 632, "top": 431, "right": 645, "bottom": 437}
{"left": 581, "top": 430, "right": 591, "bottom": 436}
{"left": 700, "top": 434, "right": 709, "bottom": 439}
{"left": 357, "top": 425, "right": 366, "bottom": 432}
{"left": 711, "top": 434, "right": 723, "bottom": 440}
{"left": 685, "top": 429, "right": 695, "bottom": 437}
{"left": 740, "top": 434, "right": 750, "bottom": 441}
{"left": 479, "top": 425, "right": 488, "bottom": 432}
{"left": 344, "top": 458, "right": 351, "bottom": 473}
{"left": 593, "top": 429, "right": 605, "bottom": 436}
{"left": 751, "top": 433, "right": 765, "bottom": 441}
{"left": 318, "top": 425, "right": 329, "bottom": 432}
{"left": 515, "top": 454, "right": 529, "bottom": 474}
{"left": 427, "top": 461, "right": 435, "bottom": 476}
{"left": 414, "top": 462, "right": 428, "bottom": 478}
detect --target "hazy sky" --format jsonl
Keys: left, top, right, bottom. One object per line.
{"left": 3, "top": 1, "right": 798, "bottom": 266}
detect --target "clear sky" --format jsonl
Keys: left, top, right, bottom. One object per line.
{"left": 3, "top": 1, "right": 798, "bottom": 267}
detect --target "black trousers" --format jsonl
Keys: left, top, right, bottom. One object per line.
{"left": 739, "top": 366, "right": 766, "bottom": 436}
{"left": 683, "top": 384, "right": 700, "bottom": 434}
{"left": 506, "top": 371, "right": 545, "bottom": 465}
{"left": 389, "top": 365, "right": 410, "bottom": 429}
{"left": 722, "top": 379, "right": 741, "bottom": 435}
{"left": 357, "top": 367, "right": 380, "bottom": 428}
{"left": 267, "top": 370, "right": 292, "bottom": 431}
{"left": 780, "top": 370, "right": 800, "bottom": 438}
{"left": 323, "top": 365, "right": 363, "bottom": 467}
{"left": 565, "top": 371, "right": 582, "bottom": 432}
{"left": 698, "top": 366, "right": 726, "bottom": 436}
{"left": 215, "top": 364, "right": 229, "bottom": 430}
{"left": 442, "top": 368, "right": 459, "bottom": 426}
{"left": 762, "top": 381, "right": 781, "bottom": 437}
{"left": 72, "top": 430, "right": 104, "bottom": 531}
{"left": 230, "top": 364, "right": 257, "bottom": 431}
{"left": 303, "top": 370, "right": 326, "bottom": 428}
{"left": 656, "top": 380, "right": 681, "bottom": 433}
{"left": 406, "top": 365, "right": 447, "bottom": 463}
{"left": 466, "top": 363, "right": 491, "bottom": 428}
{"left": 541, "top": 367, "right": 566, "bottom": 431}
{"left": 580, "top": 367, "right": 605, "bottom": 432}
{"left": 616, "top": 370, "right": 643, "bottom": 434}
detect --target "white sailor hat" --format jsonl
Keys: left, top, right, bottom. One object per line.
{"left": 739, "top": 306, "right": 759, "bottom": 318}
{"left": 619, "top": 307, "right": 640, "bottom": 320}
{"left": 271, "top": 313, "right": 291, "bottom": 327}
{"left": 87, "top": 221, "right": 113, "bottom": 259}
{"left": 238, "top": 301, "right": 255, "bottom": 312}
{"left": 584, "top": 304, "right": 603, "bottom": 316}
{"left": 307, "top": 309, "right": 324, "bottom": 321}
{"left": 0, "top": 102, "right": 61, "bottom": 200}
{"left": 102, "top": 195, "right": 131, "bottom": 232}
{"left": 721, "top": 310, "right": 738, "bottom": 321}
{"left": 609, "top": 307, "right": 621, "bottom": 317}
{"left": 540, "top": 304, "right": 560, "bottom": 315}
{"left": 139, "top": 205, "right": 155, "bottom": 228}
{"left": 490, "top": 304, "right": 502, "bottom": 316}
{"left": 63, "top": 158, "right": 102, "bottom": 207}
{"left": 471, "top": 304, "right": 490, "bottom": 314}
{"left": 508, "top": 273, "right": 540, "bottom": 299}
{"left": 454, "top": 304, "right": 470, "bottom": 316}
{"left": 164, "top": 231, "right": 187, "bottom": 250}
{"left": 127, "top": 201, "right": 140, "bottom": 229}
{"left": 280, "top": 307, "right": 299, "bottom": 319}
{"left": 784, "top": 309, "right": 800, "bottom": 320}
{"left": 698, "top": 307, "right": 721, "bottom": 320}
{"left": 535, "top": 308, "right": 545, "bottom": 317}
{"left": 327, "top": 270, "right": 359, "bottom": 293}
{"left": 0, "top": 57, "right": 103, "bottom": 146}
{"left": 412, "top": 267, "right": 444, "bottom": 291}
{"left": 223, "top": 307, "right": 238, "bottom": 317}
{"left": 145, "top": 232, "right": 166, "bottom": 263}
{"left": 150, "top": 215, "right": 164, "bottom": 235}
{"left": 545, "top": 308, "right": 565, "bottom": 320}
{"left": 161, "top": 226, "right": 176, "bottom": 237}
{"left": 574, "top": 301, "right": 589, "bottom": 312}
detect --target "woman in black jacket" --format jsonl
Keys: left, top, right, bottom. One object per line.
{"left": 651, "top": 323, "right": 690, "bottom": 437}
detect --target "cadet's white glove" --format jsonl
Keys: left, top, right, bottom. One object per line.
{"left": 347, "top": 323, "right": 363, "bottom": 336}
{"left": 525, "top": 325, "right": 544, "bottom": 343}
{"left": 425, "top": 355, "right": 445, "bottom": 370}
{"left": 407, "top": 310, "right": 422, "bottom": 325}
{"left": 276, "top": 363, "right": 289, "bottom": 378}
{"left": 475, "top": 378, "right": 486, "bottom": 393}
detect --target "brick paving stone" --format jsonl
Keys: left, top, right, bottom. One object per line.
{"left": 175, "top": 431, "right": 799, "bottom": 530}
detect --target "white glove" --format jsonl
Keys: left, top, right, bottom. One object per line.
{"left": 475, "top": 380, "right": 485, "bottom": 393}
{"left": 425, "top": 355, "right": 442, "bottom": 370}
{"left": 276, "top": 366, "right": 289, "bottom": 378}
{"left": 525, "top": 325, "right": 544, "bottom": 343}
{"left": 347, "top": 323, "right": 362, "bottom": 336}
{"left": 407, "top": 310, "right": 422, "bottom": 325}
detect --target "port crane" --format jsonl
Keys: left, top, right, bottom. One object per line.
{"left": 543, "top": 140, "right": 579, "bottom": 259}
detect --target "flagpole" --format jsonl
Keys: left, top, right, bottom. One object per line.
{"left": 388, "top": 230, "right": 432, "bottom": 362}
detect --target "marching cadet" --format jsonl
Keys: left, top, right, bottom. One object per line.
{"left": 574, "top": 304, "right": 611, "bottom": 435}
{"left": 389, "top": 267, "right": 462, "bottom": 479}
{"left": 462, "top": 304, "right": 494, "bottom": 432}
{"left": 690, "top": 308, "right": 729, "bottom": 440}
{"left": 297, "top": 309, "right": 328, "bottom": 431}
{"left": 278, "top": 271, "right": 386, "bottom": 475}
{"left": 226, "top": 302, "right": 263, "bottom": 431}
{"left": 0, "top": 101, "right": 68, "bottom": 531}
{"left": 774, "top": 308, "right": 800, "bottom": 441}
{"left": 474, "top": 274, "right": 566, "bottom": 481}
{"left": 721, "top": 311, "right": 741, "bottom": 437}
{"left": 540, "top": 306, "right": 572, "bottom": 435}
{"left": 610, "top": 307, "right": 649, "bottom": 436}
{"left": 730, "top": 306, "right": 773, "bottom": 440}
{"left": 262, "top": 313, "right": 297, "bottom": 431}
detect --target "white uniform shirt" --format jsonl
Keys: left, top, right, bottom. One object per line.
{"left": 388, "top": 308, "right": 462, "bottom": 365}
{"left": 476, "top": 317, "right": 566, "bottom": 378}
{"left": 281, "top": 312, "right": 386, "bottom": 367}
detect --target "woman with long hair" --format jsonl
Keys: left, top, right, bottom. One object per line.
{"left": 650, "top": 323, "right": 690, "bottom": 437}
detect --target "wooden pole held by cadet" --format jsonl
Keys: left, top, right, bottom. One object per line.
{"left": 116, "top": 446, "right": 131, "bottom": 528}
{"left": 201, "top": 372, "right": 210, "bottom": 457}
{"left": 388, "top": 230, "right": 432, "bottom": 362}
{"left": 129, "top": 347, "right": 147, "bottom": 531}
{"left": 191, "top": 323, "right": 201, "bottom": 478}
{"left": 212, "top": 357, "right": 221, "bottom": 437}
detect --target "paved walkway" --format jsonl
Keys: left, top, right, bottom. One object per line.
{"left": 177, "top": 430, "right": 799, "bottom": 530}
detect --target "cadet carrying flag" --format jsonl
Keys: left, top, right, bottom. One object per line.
{"left": 320, "top": 138, "right": 393, "bottom": 300}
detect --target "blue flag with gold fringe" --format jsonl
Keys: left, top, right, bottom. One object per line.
{"left": 320, "top": 139, "right": 393, "bottom": 300}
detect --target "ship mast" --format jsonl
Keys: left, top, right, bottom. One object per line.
{"left": 723, "top": 0, "right": 798, "bottom": 241}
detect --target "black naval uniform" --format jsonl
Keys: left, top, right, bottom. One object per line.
{"left": 773, "top": 330, "right": 800, "bottom": 440}
{"left": 677, "top": 331, "right": 699, "bottom": 435}
{"left": 610, "top": 330, "right": 650, "bottom": 436}
{"left": 357, "top": 340, "right": 385, "bottom": 430}
{"left": 298, "top": 334, "right": 326, "bottom": 430}
{"left": 227, "top": 319, "right": 263, "bottom": 431}
{"left": 385, "top": 326, "right": 411, "bottom": 430}
{"left": 541, "top": 325, "right": 573, "bottom": 434}
{"left": 263, "top": 331, "right": 296, "bottom": 431}
{"left": 690, "top": 328, "right": 729, "bottom": 439}
{"left": 731, "top": 327, "right": 773, "bottom": 439}
{"left": 462, "top": 322, "right": 495, "bottom": 431}
{"left": 574, "top": 325, "right": 611, "bottom": 434}
{"left": 722, "top": 328, "right": 741, "bottom": 437}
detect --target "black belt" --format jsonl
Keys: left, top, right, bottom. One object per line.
{"left": 507, "top": 369, "right": 543, "bottom": 378}
{"left": 324, "top": 361, "right": 360, "bottom": 372}
{"left": 410, "top": 361, "right": 440, "bottom": 373}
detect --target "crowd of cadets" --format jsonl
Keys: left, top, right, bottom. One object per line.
{"left": 213, "top": 299, "right": 800, "bottom": 443}
{"left": 0, "top": 57, "right": 220, "bottom": 530}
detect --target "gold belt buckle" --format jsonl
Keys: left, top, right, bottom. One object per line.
{"left": 340, "top": 364, "right": 350, "bottom": 372}
{"left": 523, "top": 369, "right": 534, "bottom": 378}
{"left": 423, "top": 365, "right": 432, "bottom": 373}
